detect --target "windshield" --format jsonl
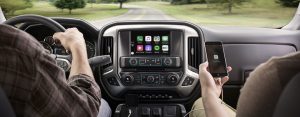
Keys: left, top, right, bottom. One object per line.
{"left": 0, "top": 0, "right": 298, "bottom": 28}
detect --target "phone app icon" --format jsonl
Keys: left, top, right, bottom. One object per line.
{"left": 153, "top": 36, "right": 160, "bottom": 42}
{"left": 145, "top": 36, "right": 152, "bottom": 42}
{"left": 137, "top": 45, "right": 144, "bottom": 52}
{"left": 145, "top": 45, "right": 152, "bottom": 51}
{"left": 213, "top": 54, "right": 219, "bottom": 60}
{"left": 137, "top": 36, "right": 143, "bottom": 42}
{"left": 162, "top": 45, "right": 169, "bottom": 51}
{"left": 154, "top": 45, "right": 160, "bottom": 51}
{"left": 162, "top": 36, "right": 168, "bottom": 42}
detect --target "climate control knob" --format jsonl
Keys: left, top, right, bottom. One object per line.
{"left": 146, "top": 76, "right": 155, "bottom": 83}
{"left": 121, "top": 75, "right": 134, "bottom": 86}
{"left": 167, "top": 74, "right": 179, "bottom": 85}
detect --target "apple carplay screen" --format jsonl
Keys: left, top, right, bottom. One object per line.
{"left": 130, "top": 31, "right": 170, "bottom": 55}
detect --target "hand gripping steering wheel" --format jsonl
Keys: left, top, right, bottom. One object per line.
{"left": 3, "top": 14, "right": 72, "bottom": 71}
{"left": 4, "top": 14, "right": 112, "bottom": 71}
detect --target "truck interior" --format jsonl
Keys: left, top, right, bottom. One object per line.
{"left": 0, "top": 2, "right": 300, "bottom": 117}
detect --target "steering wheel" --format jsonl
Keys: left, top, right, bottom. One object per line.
{"left": 4, "top": 14, "right": 66, "bottom": 32}
{"left": 3, "top": 14, "right": 72, "bottom": 71}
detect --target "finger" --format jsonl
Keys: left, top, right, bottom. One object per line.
{"left": 227, "top": 66, "right": 232, "bottom": 72}
{"left": 53, "top": 32, "right": 63, "bottom": 40}
{"left": 69, "top": 27, "right": 78, "bottom": 30}
{"left": 221, "top": 76, "right": 229, "bottom": 86}
{"left": 214, "top": 78, "right": 221, "bottom": 85}
{"left": 53, "top": 32, "right": 65, "bottom": 44}
{"left": 67, "top": 27, "right": 78, "bottom": 32}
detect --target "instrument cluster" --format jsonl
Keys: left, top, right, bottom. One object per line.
{"left": 40, "top": 36, "right": 95, "bottom": 58}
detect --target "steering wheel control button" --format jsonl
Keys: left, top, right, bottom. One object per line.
{"left": 167, "top": 74, "right": 179, "bottom": 85}
{"left": 121, "top": 75, "right": 134, "bottom": 86}
{"left": 182, "top": 77, "right": 195, "bottom": 86}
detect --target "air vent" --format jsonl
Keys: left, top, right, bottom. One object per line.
{"left": 188, "top": 37, "right": 201, "bottom": 70}
{"left": 101, "top": 36, "right": 113, "bottom": 67}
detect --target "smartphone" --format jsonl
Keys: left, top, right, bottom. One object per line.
{"left": 205, "top": 42, "right": 228, "bottom": 77}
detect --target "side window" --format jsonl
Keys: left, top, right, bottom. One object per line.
{"left": 0, "top": 7, "right": 6, "bottom": 23}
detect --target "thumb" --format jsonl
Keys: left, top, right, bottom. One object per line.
{"left": 199, "top": 61, "right": 209, "bottom": 72}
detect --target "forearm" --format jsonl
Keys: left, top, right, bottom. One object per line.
{"left": 202, "top": 91, "right": 228, "bottom": 117}
{"left": 69, "top": 46, "right": 94, "bottom": 78}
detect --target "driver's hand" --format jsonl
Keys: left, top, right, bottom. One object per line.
{"left": 53, "top": 28, "right": 86, "bottom": 52}
{"left": 199, "top": 62, "right": 232, "bottom": 98}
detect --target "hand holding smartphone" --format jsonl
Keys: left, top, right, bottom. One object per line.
{"left": 205, "top": 42, "right": 228, "bottom": 77}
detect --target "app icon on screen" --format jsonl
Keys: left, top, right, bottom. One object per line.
{"left": 154, "top": 45, "right": 160, "bottom": 51}
{"left": 154, "top": 36, "right": 160, "bottom": 42}
{"left": 145, "top": 45, "right": 152, "bottom": 51}
{"left": 213, "top": 54, "right": 219, "bottom": 60}
{"left": 137, "top": 45, "right": 144, "bottom": 52}
{"left": 162, "top": 36, "right": 168, "bottom": 42}
{"left": 145, "top": 36, "right": 152, "bottom": 42}
{"left": 162, "top": 45, "right": 169, "bottom": 51}
{"left": 137, "top": 36, "right": 143, "bottom": 42}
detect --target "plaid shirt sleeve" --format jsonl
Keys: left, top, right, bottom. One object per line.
{"left": 0, "top": 24, "right": 101, "bottom": 117}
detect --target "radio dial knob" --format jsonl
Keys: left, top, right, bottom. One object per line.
{"left": 164, "top": 58, "right": 172, "bottom": 66}
{"left": 129, "top": 58, "right": 138, "bottom": 66}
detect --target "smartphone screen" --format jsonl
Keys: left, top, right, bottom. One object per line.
{"left": 205, "top": 42, "right": 228, "bottom": 77}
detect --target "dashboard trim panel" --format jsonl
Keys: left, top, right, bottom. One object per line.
{"left": 98, "top": 21, "right": 206, "bottom": 102}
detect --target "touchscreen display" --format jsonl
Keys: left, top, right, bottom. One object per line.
{"left": 131, "top": 31, "right": 170, "bottom": 55}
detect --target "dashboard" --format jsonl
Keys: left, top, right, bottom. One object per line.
{"left": 19, "top": 18, "right": 300, "bottom": 110}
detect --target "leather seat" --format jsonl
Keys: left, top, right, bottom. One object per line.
{"left": 273, "top": 73, "right": 300, "bottom": 117}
